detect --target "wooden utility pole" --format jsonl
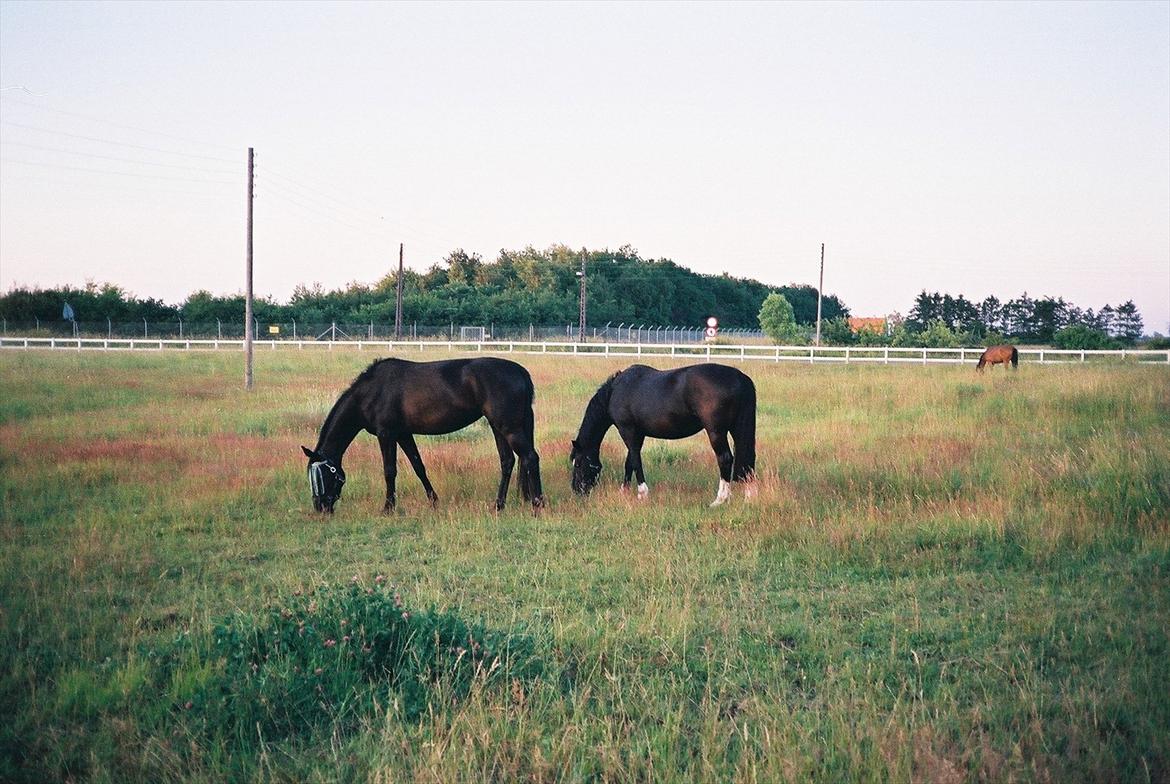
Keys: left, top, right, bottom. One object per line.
{"left": 394, "top": 242, "right": 404, "bottom": 339}
{"left": 245, "top": 147, "right": 254, "bottom": 389}
{"left": 577, "top": 248, "right": 587, "bottom": 342}
{"left": 815, "top": 242, "right": 824, "bottom": 347}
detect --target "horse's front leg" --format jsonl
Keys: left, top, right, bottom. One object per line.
{"left": 377, "top": 434, "right": 398, "bottom": 513}
{"left": 706, "top": 429, "right": 734, "bottom": 507}
{"left": 617, "top": 427, "right": 648, "bottom": 499}
{"left": 398, "top": 433, "right": 439, "bottom": 506}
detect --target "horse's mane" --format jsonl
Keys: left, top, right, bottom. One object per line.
{"left": 575, "top": 371, "right": 621, "bottom": 442}
{"left": 352, "top": 358, "right": 389, "bottom": 386}
{"left": 590, "top": 370, "right": 623, "bottom": 406}
{"left": 315, "top": 359, "right": 387, "bottom": 450}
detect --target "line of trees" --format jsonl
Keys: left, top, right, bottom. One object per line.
{"left": 902, "top": 291, "right": 1145, "bottom": 346}
{"left": 0, "top": 245, "right": 849, "bottom": 329}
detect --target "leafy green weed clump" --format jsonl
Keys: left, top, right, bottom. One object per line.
{"left": 159, "top": 579, "right": 543, "bottom": 744}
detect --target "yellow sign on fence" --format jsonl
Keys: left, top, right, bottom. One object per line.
{"left": 268, "top": 325, "right": 280, "bottom": 335}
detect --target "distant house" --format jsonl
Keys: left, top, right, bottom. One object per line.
{"left": 849, "top": 317, "right": 888, "bottom": 335}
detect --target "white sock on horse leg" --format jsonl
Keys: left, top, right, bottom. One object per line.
{"left": 710, "top": 479, "right": 731, "bottom": 507}
{"left": 637, "top": 482, "right": 649, "bottom": 499}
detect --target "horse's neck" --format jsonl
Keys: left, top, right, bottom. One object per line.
{"left": 576, "top": 389, "right": 614, "bottom": 451}
{"left": 316, "top": 391, "right": 365, "bottom": 461}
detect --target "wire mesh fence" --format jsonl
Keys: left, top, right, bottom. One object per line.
{"left": 0, "top": 320, "right": 767, "bottom": 344}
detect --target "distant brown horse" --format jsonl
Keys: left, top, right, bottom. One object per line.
{"left": 976, "top": 344, "right": 1018, "bottom": 372}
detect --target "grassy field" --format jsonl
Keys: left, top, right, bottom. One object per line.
{"left": 1, "top": 350, "right": 1167, "bottom": 783}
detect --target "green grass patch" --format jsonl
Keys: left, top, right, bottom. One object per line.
{"left": 1, "top": 351, "right": 1168, "bottom": 782}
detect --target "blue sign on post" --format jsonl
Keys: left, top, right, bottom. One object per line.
{"left": 62, "top": 302, "right": 75, "bottom": 321}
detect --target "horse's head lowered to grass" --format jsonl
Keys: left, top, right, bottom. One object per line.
{"left": 302, "top": 446, "right": 346, "bottom": 514}
{"left": 569, "top": 438, "right": 603, "bottom": 495}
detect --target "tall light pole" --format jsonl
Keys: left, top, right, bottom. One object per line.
{"left": 576, "top": 248, "right": 587, "bottom": 342}
{"left": 815, "top": 242, "right": 824, "bottom": 347}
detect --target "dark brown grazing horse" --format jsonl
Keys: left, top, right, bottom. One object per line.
{"left": 302, "top": 357, "right": 543, "bottom": 514}
{"left": 976, "top": 344, "right": 1018, "bottom": 372}
{"left": 570, "top": 363, "right": 756, "bottom": 507}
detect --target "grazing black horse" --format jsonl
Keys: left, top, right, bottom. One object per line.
{"left": 301, "top": 357, "right": 543, "bottom": 514}
{"left": 570, "top": 363, "right": 756, "bottom": 506}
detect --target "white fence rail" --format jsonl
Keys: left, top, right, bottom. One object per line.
{"left": 2, "top": 336, "right": 1168, "bottom": 365}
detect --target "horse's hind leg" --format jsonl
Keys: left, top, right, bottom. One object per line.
{"left": 499, "top": 426, "right": 543, "bottom": 510}
{"left": 397, "top": 433, "right": 439, "bottom": 506}
{"left": 490, "top": 425, "right": 515, "bottom": 511}
{"left": 377, "top": 434, "right": 399, "bottom": 513}
{"left": 706, "top": 429, "right": 734, "bottom": 507}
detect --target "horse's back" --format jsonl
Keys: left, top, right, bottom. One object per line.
{"left": 354, "top": 357, "right": 533, "bottom": 434}
{"left": 982, "top": 344, "right": 1015, "bottom": 362}
{"left": 611, "top": 363, "right": 754, "bottom": 436}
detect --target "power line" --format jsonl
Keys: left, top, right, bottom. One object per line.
{"left": 260, "top": 165, "right": 389, "bottom": 224}
{"left": 0, "top": 168, "right": 232, "bottom": 200}
{"left": 256, "top": 174, "right": 391, "bottom": 235}
{"left": 259, "top": 185, "right": 388, "bottom": 236}
{"left": 0, "top": 157, "right": 236, "bottom": 184}
{"left": 0, "top": 120, "right": 240, "bottom": 163}
{"left": 0, "top": 139, "right": 237, "bottom": 174}
{"left": 258, "top": 161, "right": 459, "bottom": 248}
{"left": 0, "top": 94, "right": 238, "bottom": 152}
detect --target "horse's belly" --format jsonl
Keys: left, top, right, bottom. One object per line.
{"left": 641, "top": 417, "right": 703, "bottom": 440}
{"left": 406, "top": 409, "right": 481, "bottom": 435}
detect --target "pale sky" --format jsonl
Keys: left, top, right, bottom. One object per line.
{"left": 1, "top": 0, "right": 1168, "bottom": 331}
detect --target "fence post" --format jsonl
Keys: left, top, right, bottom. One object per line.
{"left": 292, "top": 319, "right": 297, "bottom": 340}
{"left": 107, "top": 317, "right": 112, "bottom": 338}
{"left": 179, "top": 318, "right": 183, "bottom": 338}
{"left": 1080, "top": 350, "right": 1085, "bottom": 363}
{"left": 884, "top": 347, "right": 889, "bottom": 365}
{"left": 1040, "top": 349, "right": 1045, "bottom": 363}
{"left": 143, "top": 318, "right": 148, "bottom": 338}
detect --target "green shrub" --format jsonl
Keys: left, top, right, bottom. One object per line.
{"left": 153, "top": 581, "right": 543, "bottom": 744}
{"left": 1141, "top": 335, "right": 1170, "bottom": 350}
{"left": 1054, "top": 325, "right": 1120, "bottom": 350}
{"left": 758, "top": 293, "right": 801, "bottom": 344}
{"left": 819, "top": 317, "right": 856, "bottom": 346}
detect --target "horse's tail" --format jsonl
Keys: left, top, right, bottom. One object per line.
{"left": 731, "top": 378, "right": 757, "bottom": 482}
{"left": 517, "top": 378, "right": 543, "bottom": 504}
{"left": 1010, "top": 347, "right": 1019, "bottom": 368}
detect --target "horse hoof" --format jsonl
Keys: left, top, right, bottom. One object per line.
{"left": 637, "top": 483, "right": 650, "bottom": 500}
{"left": 710, "top": 479, "right": 732, "bottom": 507}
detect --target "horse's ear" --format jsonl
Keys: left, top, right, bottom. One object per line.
{"left": 301, "top": 445, "right": 320, "bottom": 461}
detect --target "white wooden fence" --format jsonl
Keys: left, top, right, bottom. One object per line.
{"left": 2, "top": 336, "right": 1168, "bottom": 365}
